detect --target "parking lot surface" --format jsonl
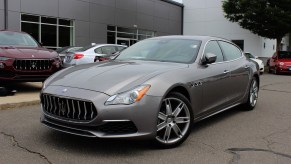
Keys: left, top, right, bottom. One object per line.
{"left": 0, "top": 74, "right": 291, "bottom": 164}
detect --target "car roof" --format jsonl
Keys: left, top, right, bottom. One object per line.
{"left": 149, "top": 35, "right": 230, "bottom": 42}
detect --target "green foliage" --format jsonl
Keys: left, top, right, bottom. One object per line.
{"left": 222, "top": 0, "right": 291, "bottom": 40}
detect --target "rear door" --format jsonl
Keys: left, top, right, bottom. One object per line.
{"left": 218, "top": 41, "right": 250, "bottom": 102}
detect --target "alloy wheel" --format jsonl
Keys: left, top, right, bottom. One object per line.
{"left": 156, "top": 97, "right": 191, "bottom": 144}
{"left": 249, "top": 80, "right": 259, "bottom": 107}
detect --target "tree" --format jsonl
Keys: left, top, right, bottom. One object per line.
{"left": 222, "top": 0, "right": 291, "bottom": 52}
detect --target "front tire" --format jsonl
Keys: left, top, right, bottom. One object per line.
{"left": 243, "top": 78, "right": 259, "bottom": 110}
{"left": 154, "top": 92, "right": 193, "bottom": 148}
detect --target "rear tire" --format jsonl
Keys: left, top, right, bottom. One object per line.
{"left": 154, "top": 92, "right": 193, "bottom": 148}
{"left": 243, "top": 78, "right": 259, "bottom": 111}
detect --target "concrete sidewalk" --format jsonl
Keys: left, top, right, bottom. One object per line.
{"left": 0, "top": 82, "right": 42, "bottom": 110}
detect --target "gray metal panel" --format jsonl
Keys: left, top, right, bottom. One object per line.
{"left": 154, "top": 17, "right": 168, "bottom": 33}
{"left": 90, "top": 0, "right": 115, "bottom": 7}
{"left": 154, "top": 1, "right": 169, "bottom": 19}
{"left": 155, "top": 31, "right": 170, "bottom": 36}
{"left": 75, "top": 20, "right": 90, "bottom": 46}
{"left": 168, "top": 5, "right": 181, "bottom": 21}
{"left": 115, "top": 9, "right": 137, "bottom": 28}
{"left": 137, "top": 0, "right": 154, "bottom": 16}
{"left": 0, "top": 0, "right": 3, "bottom": 10}
{"left": 8, "top": 11, "right": 20, "bottom": 31}
{"left": 0, "top": 10, "right": 3, "bottom": 29}
{"left": 21, "top": 0, "right": 58, "bottom": 17}
{"left": 90, "top": 23, "right": 107, "bottom": 43}
{"left": 90, "top": 3, "right": 115, "bottom": 24}
{"left": 59, "top": 0, "right": 89, "bottom": 21}
{"left": 137, "top": 13, "right": 154, "bottom": 30}
{"left": 168, "top": 20, "right": 181, "bottom": 34}
{"left": 116, "top": 0, "right": 137, "bottom": 11}
{"left": 8, "top": 0, "right": 20, "bottom": 12}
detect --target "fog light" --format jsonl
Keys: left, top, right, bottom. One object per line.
{"left": 0, "top": 63, "right": 4, "bottom": 69}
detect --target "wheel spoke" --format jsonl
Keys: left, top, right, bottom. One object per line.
{"left": 172, "top": 124, "right": 182, "bottom": 138}
{"left": 163, "top": 126, "right": 171, "bottom": 142}
{"left": 165, "top": 99, "right": 172, "bottom": 115}
{"left": 175, "top": 117, "right": 190, "bottom": 124}
{"left": 172, "top": 102, "right": 184, "bottom": 117}
{"left": 157, "top": 121, "right": 167, "bottom": 131}
{"left": 158, "top": 112, "right": 167, "bottom": 121}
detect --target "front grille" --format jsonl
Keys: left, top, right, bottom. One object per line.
{"left": 99, "top": 121, "right": 138, "bottom": 134}
{"left": 41, "top": 94, "right": 97, "bottom": 122}
{"left": 13, "top": 59, "right": 52, "bottom": 71}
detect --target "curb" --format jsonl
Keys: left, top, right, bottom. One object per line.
{"left": 0, "top": 100, "right": 40, "bottom": 110}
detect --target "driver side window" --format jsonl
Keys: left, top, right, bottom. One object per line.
{"left": 204, "top": 41, "right": 224, "bottom": 63}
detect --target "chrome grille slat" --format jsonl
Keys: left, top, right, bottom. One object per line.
{"left": 41, "top": 94, "right": 97, "bottom": 122}
{"left": 13, "top": 59, "right": 52, "bottom": 71}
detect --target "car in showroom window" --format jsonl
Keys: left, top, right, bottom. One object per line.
{"left": 0, "top": 30, "right": 62, "bottom": 82}
{"left": 40, "top": 36, "right": 260, "bottom": 148}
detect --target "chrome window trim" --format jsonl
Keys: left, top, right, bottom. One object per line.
{"left": 199, "top": 39, "right": 245, "bottom": 65}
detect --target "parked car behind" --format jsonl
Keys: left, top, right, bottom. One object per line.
{"left": 268, "top": 51, "right": 291, "bottom": 74}
{"left": 55, "top": 46, "right": 82, "bottom": 62}
{"left": 0, "top": 30, "right": 62, "bottom": 82}
{"left": 63, "top": 44, "right": 127, "bottom": 67}
{"left": 244, "top": 52, "right": 264, "bottom": 74}
{"left": 41, "top": 36, "right": 260, "bottom": 148}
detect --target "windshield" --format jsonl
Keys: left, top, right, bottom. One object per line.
{"left": 278, "top": 51, "right": 291, "bottom": 59}
{"left": 0, "top": 31, "right": 39, "bottom": 47}
{"left": 116, "top": 39, "right": 201, "bottom": 63}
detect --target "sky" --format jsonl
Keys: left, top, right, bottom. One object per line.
{"left": 172, "top": 0, "right": 183, "bottom": 3}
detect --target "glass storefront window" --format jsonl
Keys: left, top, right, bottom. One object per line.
{"left": 107, "top": 25, "right": 155, "bottom": 46}
{"left": 21, "top": 14, "right": 74, "bottom": 49}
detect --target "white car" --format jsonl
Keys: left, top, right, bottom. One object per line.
{"left": 63, "top": 44, "right": 127, "bottom": 67}
{"left": 245, "top": 52, "right": 264, "bottom": 74}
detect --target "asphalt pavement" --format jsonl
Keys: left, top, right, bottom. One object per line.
{"left": 0, "top": 73, "right": 291, "bottom": 164}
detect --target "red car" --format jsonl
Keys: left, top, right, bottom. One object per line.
{"left": 268, "top": 51, "right": 291, "bottom": 74}
{"left": 0, "top": 30, "right": 62, "bottom": 82}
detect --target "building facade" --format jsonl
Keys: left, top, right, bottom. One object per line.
{"left": 183, "top": 0, "right": 290, "bottom": 61}
{"left": 0, "top": 0, "right": 183, "bottom": 49}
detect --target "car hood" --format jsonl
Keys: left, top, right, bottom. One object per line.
{"left": 0, "top": 46, "right": 57, "bottom": 59}
{"left": 47, "top": 60, "right": 188, "bottom": 95}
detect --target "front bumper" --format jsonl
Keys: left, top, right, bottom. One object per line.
{"left": 40, "top": 86, "right": 162, "bottom": 139}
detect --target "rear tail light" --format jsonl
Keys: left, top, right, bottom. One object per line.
{"left": 74, "top": 54, "right": 84, "bottom": 59}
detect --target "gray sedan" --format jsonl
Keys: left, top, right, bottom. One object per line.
{"left": 40, "top": 36, "right": 260, "bottom": 148}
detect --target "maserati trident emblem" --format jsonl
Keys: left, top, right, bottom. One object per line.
{"left": 31, "top": 62, "right": 36, "bottom": 69}
{"left": 58, "top": 100, "right": 66, "bottom": 113}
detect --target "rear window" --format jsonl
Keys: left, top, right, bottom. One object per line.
{"left": 218, "top": 41, "right": 242, "bottom": 61}
{"left": 0, "top": 31, "right": 39, "bottom": 47}
{"left": 278, "top": 51, "right": 291, "bottom": 59}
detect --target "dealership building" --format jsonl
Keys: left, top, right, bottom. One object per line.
{"left": 0, "top": 0, "right": 183, "bottom": 49}
{"left": 1, "top": 0, "right": 289, "bottom": 59}
{"left": 183, "top": 0, "right": 290, "bottom": 60}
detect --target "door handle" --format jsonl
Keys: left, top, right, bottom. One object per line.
{"left": 223, "top": 70, "right": 230, "bottom": 74}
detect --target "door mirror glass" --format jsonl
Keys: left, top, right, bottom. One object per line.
{"left": 202, "top": 53, "right": 217, "bottom": 65}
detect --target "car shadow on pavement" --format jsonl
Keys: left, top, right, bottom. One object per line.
{"left": 2, "top": 82, "right": 42, "bottom": 93}
{"left": 191, "top": 105, "right": 246, "bottom": 133}
{"left": 41, "top": 106, "right": 246, "bottom": 155}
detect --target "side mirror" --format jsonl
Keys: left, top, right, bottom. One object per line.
{"left": 272, "top": 56, "right": 277, "bottom": 59}
{"left": 202, "top": 53, "right": 217, "bottom": 65}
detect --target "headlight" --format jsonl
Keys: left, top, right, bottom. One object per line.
{"left": 0, "top": 57, "right": 12, "bottom": 61}
{"left": 279, "top": 62, "right": 284, "bottom": 66}
{"left": 105, "top": 85, "right": 151, "bottom": 105}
